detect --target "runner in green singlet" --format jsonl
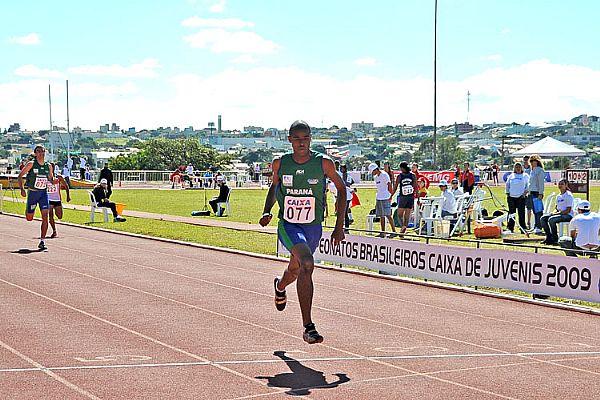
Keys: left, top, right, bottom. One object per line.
{"left": 18, "top": 145, "right": 54, "bottom": 250}
{"left": 259, "top": 120, "right": 347, "bottom": 344}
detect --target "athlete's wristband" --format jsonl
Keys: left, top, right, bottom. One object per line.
{"left": 262, "top": 212, "right": 272, "bottom": 218}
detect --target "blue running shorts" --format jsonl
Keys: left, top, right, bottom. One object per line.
{"left": 26, "top": 190, "right": 49, "bottom": 214}
{"left": 278, "top": 220, "right": 323, "bottom": 254}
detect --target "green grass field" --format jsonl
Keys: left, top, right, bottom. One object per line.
{"left": 60, "top": 184, "right": 600, "bottom": 234}
{"left": 1, "top": 200, "right": 277, "bottom": 255}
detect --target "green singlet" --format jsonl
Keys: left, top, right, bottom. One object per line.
{"left": 25, "top": 159, "right": 50, "bottom": 191}
{"left": 276, "top": 151, "right": 327, "bottom": 225}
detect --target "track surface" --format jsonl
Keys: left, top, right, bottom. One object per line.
{"left": 1, "top": 214, "right": 599, "bottom": 399}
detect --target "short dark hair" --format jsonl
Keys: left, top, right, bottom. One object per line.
{"left": 33, "top": 145, "right": 44, "bottom": 153}
{"left": 558, "top": 178, "right": 569, "bottom": 187}
{"left": 399, "top": 161, "right": 409, "bottom": 173}
{"left": 289, "top": 120, "right": 311, "bottom": 135}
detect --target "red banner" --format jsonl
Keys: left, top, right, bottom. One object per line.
{"left": 420, "top": 170, "right": 457, "bottom": 184}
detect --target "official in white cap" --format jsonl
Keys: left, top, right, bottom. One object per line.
{"left": 560, "top": 200, "right": 600, "bottom": 256}
{"left": 438, "top": 179, "right": 457, "bottom": 219}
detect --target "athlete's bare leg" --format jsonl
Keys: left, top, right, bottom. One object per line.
{"left": 49, "top": 207, "right": 57, "bottom": 236}
{"left": 278, "top": 243, "right": 315, "bottom": 326}
{"left": 40, "top": 209, "right": 49, "bottom": 240}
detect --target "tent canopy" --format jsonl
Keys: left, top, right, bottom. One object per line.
{"left": 511, "top": 137, "right": 586, "bottom": 157}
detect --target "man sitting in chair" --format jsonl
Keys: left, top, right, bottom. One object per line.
{"left": 209, "top": 176, "right": 230, "bottom": 216}
{"left": 92, "top": 179, "right": 126, "bottom": 222}
{"left": 559, "top": 200, "right": 600, "bottom": 257}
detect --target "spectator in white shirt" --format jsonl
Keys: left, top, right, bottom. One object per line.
{"left": 368, "top": 162, "right": 396, "bottom": 236}
{"left": 79, "top": 156, "right": 87, "bottom": 180}
{"left": 541, "top": 179, "right": 574, "bottom": 245}
{"left": 62, "top": 164, "right": 71, "bottom": 187}
{"left": 560, "top": 200, "right": 600, "bottom": 257}
{"left": 505, "top": 162, "right": 529, "bottom": 233}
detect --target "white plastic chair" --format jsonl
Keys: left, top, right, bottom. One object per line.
{"left": 420, "top": 196, "right": 444, "bottom": 236}
{"left": 450, "top": 194, "right": 473, "bottom": 236}
{"left": 88, "top": 190, "right": 109, "bottom": 223}
{"left": 542, "top": 192, "right": 557, "bottom": 215}
{"left": 471, "top": 187, "right": 486, "bottom": 222}
{"left": 217, "top": 187, "right": 232, "bottom": 216}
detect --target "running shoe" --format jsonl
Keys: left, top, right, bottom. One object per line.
{"left": 303, "top": 323, "right": 323, "bottom": 344}
{"left": 114, "top": 216, "right": 127, "bottom": 222}
{"left": 38, "top": 240, "right": 46, "bottom": 250}
{"left": 273, "top": 277, "right": 287, "bottom": 311}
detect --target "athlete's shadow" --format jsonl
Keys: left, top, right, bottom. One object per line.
{"left": 256, "top": 351, "right": 350, "bottom": 396}
{"left": 10, "top": 248, "right": 45, "bottom": 254}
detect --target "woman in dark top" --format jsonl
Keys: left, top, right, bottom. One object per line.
{"left": 392, "top": 161, "right": 417, "bottom": 234}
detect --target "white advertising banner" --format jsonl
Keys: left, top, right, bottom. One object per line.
{"left": 279, "top": 234, "right": 600, "bottom": 303}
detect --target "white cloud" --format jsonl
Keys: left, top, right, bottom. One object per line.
{"left": 354, "top": 57, "right": 378, "bottom": 67}
{"left": 232, "top": 54, "right": 258, "bottom": 64}
{"left": 8, "top": 33, "right": 40, "bottom": 45}
{"left": 183, "top": 29, "right": 279, "bottom": 54}
{"left": 484, "top": 54, "right": 503, "bottom": 62}
{"left": 2, "top": 60, "right": 599, "bottom": 131}
{"left": 181, "top": 17, "right": 253, "bottom": 29}
{"left": 67, "top": 58, "right": 160, "bottom": 78}
{"left": 209, "top": 0, "right": 226, "bottom": 13}
{"left": 14, "top": 65, "right": 64, "bottom": 79}
{"left": 500, "top": 28, "right": 511, "bottom": 35}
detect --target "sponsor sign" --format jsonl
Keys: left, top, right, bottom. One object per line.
{"left": 278, "top": 234, "right": 600, "bottom": 302}
{"left": 420, "top": 170, "right": 456, "bottom": 183}
{"left": 564, "top": 169, "right": 590, "bottom": 200}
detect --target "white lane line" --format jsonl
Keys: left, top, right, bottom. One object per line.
{"left": 0, "top": 243, "right": 517, "bottom": 400}
{"left": 0, "top": 338, "right": 101, "bottom": 399}
{"left": 0, "top": 276, "right": 281, "bottom": 397}
{"left": 55, "top": 228, "right": 600, "bottom": 343}
{"left": 2, "top": 350, "right": 600, "bottom": 374}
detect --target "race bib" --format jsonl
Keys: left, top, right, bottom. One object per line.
{"left": 34, "top": 176, "right": 48, "bottom": 190}
{"left": 402, "top": 185, "right": 414, "bottom": 196}
{"left": 47, "top": 182, "right": 58, "bottom": 194}
{"left": 284, "top": 196, "right": 315, "bottom": 224}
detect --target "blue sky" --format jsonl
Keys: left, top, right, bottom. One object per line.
{"left": 2, "top": 0, "right": 599, "bottom": 130}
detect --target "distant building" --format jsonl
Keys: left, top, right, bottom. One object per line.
{"left": 110, "top": 123, "right": 120, "bottom": 132}
{"left": 8, "top": 123, "right": 20, "bottom": 132}
{"left": 100, "top": 124, "right": 109, "bottom": 133}
{"left": 128, "top": 127, "right": 136, "bottom": 134}
{"left": 351, "top": 121, "right": 373, "bottom": 133}
{"left": 218, "top": 115, "right": 222, "bottom": 133}
{"left": 454, "top": 122, "right": 474, "bottom": 134}
{"left": 243, "top": 126, "right": 264, "bottom": 135}
{"left": 591, "top": 121, "right": 600, "bottom": 133}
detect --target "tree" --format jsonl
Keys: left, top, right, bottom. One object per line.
{"left": 241, "top": 148, "right": 274, "bottom": 164}
{"left": 110, "top": 138, "right": 230, "bottom": 170}
{"left": 413, "top": 136, "right": 466, "bottom": 169}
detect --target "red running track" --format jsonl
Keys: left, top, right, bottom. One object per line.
{"left": 1, "top": 214, "right": 599, "bottom": 399}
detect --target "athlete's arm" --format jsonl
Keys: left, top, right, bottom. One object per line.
{"left": 17, "top": 161, "right": 33, "bottom": 197}
{"left": 323, "top": 158, "right": 346, "bottom": 245}
{"left": 259, "top": 158, "right": 280, "bottom": 227}
{"left": 391, "top": 175, "right": 400, "bottom": 197}
{"left": 58, "top": 175, "right": 71, "bottom": 202}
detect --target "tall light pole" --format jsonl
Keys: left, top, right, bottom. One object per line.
{"left": 432, "top": 0, "right": 438, "bottom": 168}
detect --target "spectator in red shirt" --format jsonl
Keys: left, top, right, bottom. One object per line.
{"left": 460, "top": 162, "right": 475, "bottom": 194}
{"left": 411, "top": 163, "right": 430, "bottom": 189}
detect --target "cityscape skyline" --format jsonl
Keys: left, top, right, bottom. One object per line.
{"left": 2, "top": 1, "right": 600, "bottom": 130}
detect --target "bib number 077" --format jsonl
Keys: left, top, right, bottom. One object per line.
{"left": 284, "top": 196, "right": 315, "bottom": 224}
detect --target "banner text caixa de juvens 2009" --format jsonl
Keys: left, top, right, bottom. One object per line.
{"left": 302, "top": 234, "right": 600, "bottom": 303}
